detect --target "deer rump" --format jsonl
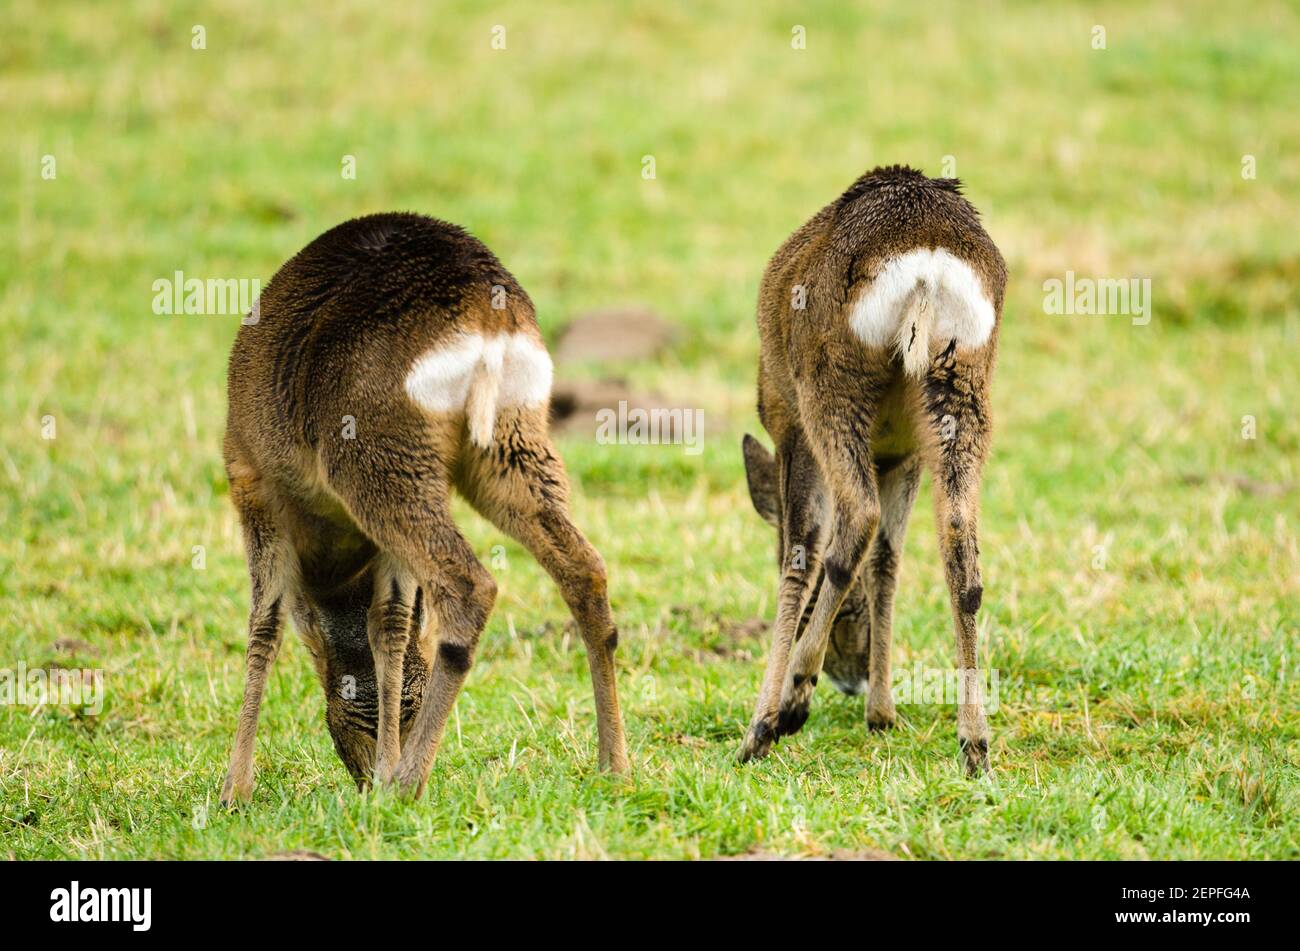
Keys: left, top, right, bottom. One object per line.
{"left": 847, "top": 247, "right": 996, "bottom": 377}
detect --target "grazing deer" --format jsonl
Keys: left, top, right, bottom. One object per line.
{"left": 219, "top": 213, "right": 629, "bottom": 804}
{"left": 737, "top": 166, "right": 1006, "bottom": 775}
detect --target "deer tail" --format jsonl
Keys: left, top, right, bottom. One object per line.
{"left": 895, "top": 283, "right": 934, "bottom": 379}
{"left": 465, "top": 337, "right": 505, "bottom": 448}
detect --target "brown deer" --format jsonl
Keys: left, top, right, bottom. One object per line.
{"left": 736, "top": 166, "right": 1006, "bottom": 775}
{"left": 219, "top": 213, "right": 629, "bottom": 804}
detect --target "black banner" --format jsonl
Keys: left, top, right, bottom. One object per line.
{"left": 1, "top": 860, "right": 1279, "bottom": 938}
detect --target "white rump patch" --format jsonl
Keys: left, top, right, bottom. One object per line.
{"left": 404, "top": 332, "right": 553, "bottom": 445}
{"left": 497, "top": 335, "right": 554, "bottom": 406}
{"left": 847, "top": 248, "right": 995, "bottom": 376}
{"left": 402, "top": 334, "right": 483, "bottom": 412}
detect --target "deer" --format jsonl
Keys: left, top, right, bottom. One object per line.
{"left": 219, "top": 212, "right": 629, "bottom": 804}
{"left": 736, "top": 165, "right": 1007, "bottom": 776}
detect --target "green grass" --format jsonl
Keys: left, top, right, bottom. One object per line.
{"left": 2, "top": 0, "right": 1298, "bottom": 859}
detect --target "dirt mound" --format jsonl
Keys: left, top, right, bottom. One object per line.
{"left": 555, "top": 308, "right": 676, "bottom": 363}
{"left": 549, "top": 378, "right": 683, "bottom": 437}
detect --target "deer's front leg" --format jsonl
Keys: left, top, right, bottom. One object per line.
{"left": 385, "top": 531, "right": 496, "bottom": 800}
{"left": 773, "top": 363, "right": 893, "bottom": 740}
{"left": 221, "top": 599, "right": 285, "bottom": 805}
{"left": 221, "top": 483, "right": 289, "bottom": 807}
{"left": 741, "top": 559, "right": 821, "bottom": 760}
{"left": 740, "top": 433, "right": 825, "bottom": 762}
{"left": 778, "top": 490, "right": 878, "bottom": 736}
{"left": 368, "top": 560, "right": 415, "bottom": 785}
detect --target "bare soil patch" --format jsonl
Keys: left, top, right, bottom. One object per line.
{"left": 554, "top": 307, "right": 677, "bottom": 363}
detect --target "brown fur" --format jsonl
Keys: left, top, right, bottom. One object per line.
{"left": 737, "top": 166, "right": 1006, "bottom": 775}
{"left": 219, "top": 213, "right": 629, "bottom": 804}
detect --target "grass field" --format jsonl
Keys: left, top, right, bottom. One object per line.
{"left": 2, "top": 0, "right": 1297, "bottom": 859}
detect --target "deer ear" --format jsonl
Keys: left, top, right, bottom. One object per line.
{"left": 742, "top": 434, "right": 779, "bottom": 527}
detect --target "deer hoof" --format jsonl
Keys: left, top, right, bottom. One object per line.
{"left": 866, "top": 701, "right": 896, "bottom": 731}
{"left": 775, "top": 699, "right": 810, "bottom": 737}
{"left": 775, "top": 674, "right": 817, "bottom": 737}
{"left": 959, "top": 736, "right": 991, "bottom": 777}
{"left": 220, "top": 769, "right": 253, "bottom": 808}
{"left": 385, "top": 764, "right": 427, "bottom": 801}
{"left": 737, "top": 720, "right": 777, "bottom": 763}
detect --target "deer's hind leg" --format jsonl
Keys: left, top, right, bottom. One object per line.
{"left": 221, "top": 456, "right": 293, "bottom": 807}
{"left": 918, "top": 346, "right": 994, "bottom": 776}
{"left": 456, "top": 407, "right": 629, "bottom": 774}
{"left": 739, "top": 429, "right": 828, "bottom": 761}
{"left": 862, "top": 456, "right": 922, "bottom": 730}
